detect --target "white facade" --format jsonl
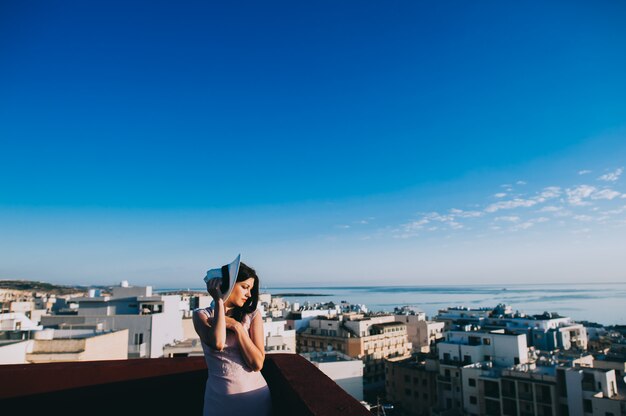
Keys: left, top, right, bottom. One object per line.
{"left": 301, "top": 351, "right": 364, "bottom": 401}
{"left": 438, "top": 330, "right": 528, "bottom": 367}
{"left": 41, "top": 283, "right": 183, "bottom": 358}
{"left": 264, "top": 318, "right": 296, "bottom": 353}
{"left": 0, "top": 312, "right": 42, "bottom": 331}
{"left": 0, "top": 340, "right": 33, "bottom": 364}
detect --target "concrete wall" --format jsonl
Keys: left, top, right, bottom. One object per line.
{"left": 0, "top": 340, "right": 32, "bottom": 364}
{"left": 149, "top": 296, "right": 184, "bottom": 358}
{"left": 314, "top": 360, "right": 364, "bottom": 401}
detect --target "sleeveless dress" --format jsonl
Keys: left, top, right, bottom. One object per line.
{"left": 196, "top": 307, "right": 273, "bottom": 416}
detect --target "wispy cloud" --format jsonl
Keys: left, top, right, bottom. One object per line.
{"left": 591, "top": 189, "right": 621, "bottom": 200}
{"left": 566, "top": 185, "right": 596, "bottom": 206}
{"left": 383, "top": 166, "right": 626, "bottom": 240}
{"left": 495, "top": 216, "right": 521, "bottom": 222}
{"left": 485, "top": 198, "right": 538, "bottom": 213}
{"left": 598, "top": 168, "right": 623, "bottom": 182}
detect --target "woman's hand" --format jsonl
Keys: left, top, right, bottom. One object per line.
{"left": 225, "top": 316, "right": 243, "bottom": 333}
{"left": 205, "top": 277, "right": 223, "bottom": 301}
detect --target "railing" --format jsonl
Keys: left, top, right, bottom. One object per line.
{"left": 0, "top": 353, "right": 370, "bottom": 416}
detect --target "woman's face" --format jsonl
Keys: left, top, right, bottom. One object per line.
{"left": 227, "top": 277, "right": 255, "bottom": 307}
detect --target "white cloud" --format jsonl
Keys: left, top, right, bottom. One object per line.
{"left": 538, "top": 206, "right": 562, "bottom": 213}
{"left": 573, "top": 215, "right": 593, "bottom": 222}
{"left": 516, "top": 180, "right": 527, "bottom": 185}
{"left": 485, "top": 198, "right": 538, "bottom": 213}
{"left": 538, "top": 186, "right": 561, "bottom": 199}
{"left": 494, "top": 193, "right": 507, "bottom": 198}
{"left": 566, "top": 185, "right": 596, "bottom": 206}
{"left": 403, "top": 218, "right": 429, "bottom": 232}
{"left": 511, "top": 222, "right": 534, "bottom": 231}
{"left": 336, "top": 224, "right": 351, "bottom": 229}
{"left": 578, "top": 170, "right": 592, "bottom": 175}
{"left": 591, "top": 189, "right": 621, "bottom": 200}
{"left": 495, "top": 216, "right": 521, "bottom": 222}
{"left": 449, "top": 208, "right": 483, "bottom": 218}
{"left": 598, "top": 168, "right": 623, "bottom": 182}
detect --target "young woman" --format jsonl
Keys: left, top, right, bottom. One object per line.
{"left": 193, "top": 262, "right": 272, "bottom": 416}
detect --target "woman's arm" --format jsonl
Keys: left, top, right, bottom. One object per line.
{"left": 192, "top": 299, "right": 227, "bottom": 351}
{"left": 192, "top": 277, "right": 227, "bottom": 351}
{"left": 228, "top": 312, "right": 265, "bottom": 371}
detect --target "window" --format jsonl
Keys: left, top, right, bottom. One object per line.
{"left": 405, "top": 388, "right": 411, "bottom": 396}
{"left": 405, "top": 375, "right": 410, "bottom": 382}
{"left": 469, "top": 378, "right": 476, "bottom": 387}
{"left": 483, "top": 338, "right": 491, "bottom": 345}
{"left": 583, "top": 399, "right": 592, "bottom": 413}
{"left": 484, "top": 355, "right": 491, "bottom": 361}
{"left": 445, "top": 369, "right": 451, "bottom": 377}
{"left": 134, "top": 333, "right": 143, "bottom": 345}
{"left": 470, "top": 396, "right": 477, "bottom": 405}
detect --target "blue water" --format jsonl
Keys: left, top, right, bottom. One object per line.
{"left": 158, "top": 283, "right": 626, "bottom": 325}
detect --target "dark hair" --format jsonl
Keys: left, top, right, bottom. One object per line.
{"left": 230, "top": 262, "right": 259, "bottom": 322}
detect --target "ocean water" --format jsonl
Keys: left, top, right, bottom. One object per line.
{"left": 264, "top": 283, "right": 626, "bottom": 326}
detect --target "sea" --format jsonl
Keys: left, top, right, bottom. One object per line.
{"left": 159, "top": 283, "right": 626, "bottom": 326}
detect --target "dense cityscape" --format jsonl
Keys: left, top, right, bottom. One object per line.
{"left": 1, "top": 280, "right": 625, "bottom": 415}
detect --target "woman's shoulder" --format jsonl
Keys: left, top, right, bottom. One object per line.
{"left": 244, "top": 308, "right": 261, "bottom": 322}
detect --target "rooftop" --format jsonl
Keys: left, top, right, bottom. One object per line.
{"left": 0, "top": 354, "right": 370, "bottom": 416}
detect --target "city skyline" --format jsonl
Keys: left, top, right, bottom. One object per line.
{"left": 1, "top": 1, "right": 625, "bottom": 287}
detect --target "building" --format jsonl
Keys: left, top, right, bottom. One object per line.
{"left": 385, "top": 355, "right": 438, "bottom": 416}
{"left": 41, "top": 281, "right": 183, "bottom": 358}
{"left": 558, "top": 366, "right": 625, "bottom": 416}
{"left": 435, "top": 329, "right": 529, "bottom": 415}
{"left": 264, "top": 317, "right": 296, "bottom": 353}
{"left": 301, "top": 350, "right": 364, "bottom": 400}
{"left": 24, "top": 328, "right": 128, "bottom": 363}
{"left": 298, "top": 313, "right": 412, "bottom": 388}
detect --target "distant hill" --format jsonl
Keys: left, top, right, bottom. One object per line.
{"left": 0, "top": 280, "right": 96, "bottom": 295}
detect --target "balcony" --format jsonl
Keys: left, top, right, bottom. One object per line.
{"left": 0, "top": 353, "right": 369, "bottom": 416}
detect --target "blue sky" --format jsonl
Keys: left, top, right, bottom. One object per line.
{"left": 1, "top": 1, "right": 625, "bottom": 287}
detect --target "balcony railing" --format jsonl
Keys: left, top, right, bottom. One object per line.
{"left": 0, "top": 353, "right": 369, "bottom": 416}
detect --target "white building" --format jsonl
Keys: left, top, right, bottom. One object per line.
{"left": 41, "top": 281, "right": 183, "bottom": 358}
{"left": 301, "top": 351, "right": 364, "bottom": 401}
{"left": 264, "top": 318, "right": 296, "bottom": 353}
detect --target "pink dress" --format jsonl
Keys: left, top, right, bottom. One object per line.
{"left": 197, "top": 307, "right": 272, "bottom": 416}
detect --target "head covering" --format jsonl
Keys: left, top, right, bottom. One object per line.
{"left": 203, "top": 254, "right": 241, "bottom": 302}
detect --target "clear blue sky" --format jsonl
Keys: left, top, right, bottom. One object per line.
{"left": 1, "top": 1, "right": 625, "bottom": 287}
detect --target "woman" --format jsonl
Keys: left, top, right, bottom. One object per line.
{"left": 193, "top": 260, "right": 272, "bottom": 416}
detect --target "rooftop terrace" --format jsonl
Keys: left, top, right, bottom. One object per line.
{"left": 0, "top": 354, "right": 370, "bottom": 416}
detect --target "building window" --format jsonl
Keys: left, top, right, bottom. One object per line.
{"left": 470, "top": 396, "right": 477, "bottom": 405}
{"left": 484, "top": 355, "right": 491, "bottom": 361}
{"left": 483, "top": 338, "right": 491, "bottom": 345}
{"left": 405, "top": 388, "right": 411, "bottom": 396}
{"left": 583, "top": 400, "right": 592, "bottom": 413}
{"left": 469, "top": 378, "right": 476, "bottom": 387}
{"left": 405, "top": 375, "right": 410, "bottom": 382}
{"left": 134, "top": 333, "right": 143, "bottom": 345}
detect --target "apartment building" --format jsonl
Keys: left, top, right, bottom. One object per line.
{"left": 41, "top": 281, "right": 183, "bottom": 358}
{"left": 385, "top": 355, "right": 439, "bottom": 416}
{"left": 297, "top": 314, "right": 412, "bottom": 387}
